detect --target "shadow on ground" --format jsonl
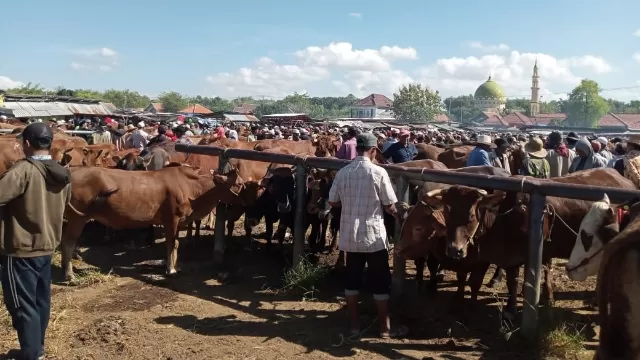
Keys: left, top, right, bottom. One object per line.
{"left": 53, "top": 228, "right": 594, "bottom": 360}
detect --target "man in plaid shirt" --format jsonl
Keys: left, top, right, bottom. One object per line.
{"left": 328, "top": 132, "right": 408, "bottom": 338}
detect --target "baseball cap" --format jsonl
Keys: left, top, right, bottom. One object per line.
{"left": 356, "top": 133, "right": 378, "bottom": 148}
{"left": 18, "top": 122, "right": 54, "bottom": 144}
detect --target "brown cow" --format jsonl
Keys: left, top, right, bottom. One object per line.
{"left": 422, "top": 168, "right": 636, "bottom": 316}
{"left": 56, "top": 144, "right": 116, "bottom": 167}
{"left": 399, "top": 165, "right": 511, "bottom": 296}
{"left": 62, "top": 165, "right": 244, "bottom": 279}
{"left": 436, "top": 146, "right": 474, "bottom": 169}
{"left": 0, "top": 140, "right": 25, "bottom": 175}
{"left": 414, "top": 143, "right": 444, "bottom": 161}
{"left": 592, "top": 199, "right": 640, "bottom": 359}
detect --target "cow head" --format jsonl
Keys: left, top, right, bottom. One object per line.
{"left": 423, "top": 186, "right": 505, "bottom": 259}
{"left": 397, "top": 199, "right": 447, "bottom": 259}
{"left": 566, "top": 194, "right": 620, "bottom": 281}
{"left": 261, "top": 166, "right": 296, "bottom": 214}
{"left": 306, "top": 169, "right": 336, "bottom": 220}
{"left": 313, "top": 135, "right": 339, "bottom": 157}
{"left": 212, "top": 169, "right": 244, "bottom": 195}
{"left": 115, "top": 153, "right": 146, "bottom": 171}
{"left": 82, "top": 149, "right": 114, "bottom": 168}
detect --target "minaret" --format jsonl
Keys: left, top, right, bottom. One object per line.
{"left": 529, "top": 60, "right": 540, "bottom": 116}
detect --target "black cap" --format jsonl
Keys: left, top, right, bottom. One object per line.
{"left": 19, "top": 122, "right": 54, "bottom": 143}
{"left": 566, "top": 132, "right": 579, "bottom": 141}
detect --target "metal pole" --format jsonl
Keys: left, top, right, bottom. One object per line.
{"left": 213, "top": 155, "right": 228, "bottom": 265}
{"left": 522, "top": 192, "right": 546, "bottom": 339}
{"left": 293, "top": 165, "right": 308, "bottom": 268}
{"left": 392, "top": 176, "right": 409, "bottom": 298}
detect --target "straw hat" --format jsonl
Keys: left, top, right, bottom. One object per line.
{"left": 627, "top": 134, "right": 640, "bottom": 147}
{"left": 126, "top": 124, "right": 136, "bottom": 131}
{"left": 525, "top": 137, "right": 547, "bottom": 158}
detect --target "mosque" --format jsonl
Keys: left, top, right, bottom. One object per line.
{"left": 470, "top": 61, "right": 564, "bottom": 127}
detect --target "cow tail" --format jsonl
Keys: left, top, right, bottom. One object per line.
{"left": 67, "top": 188, "right": 119, "bottom": 217}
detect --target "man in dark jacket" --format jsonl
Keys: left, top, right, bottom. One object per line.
{"left": 0, "top": 123, "right": 72, "bottom": 360}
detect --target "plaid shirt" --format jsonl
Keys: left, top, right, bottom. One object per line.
{"left": 328, "top": 156, "right": 397, "bottom": 253}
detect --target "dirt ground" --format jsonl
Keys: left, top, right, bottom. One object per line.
{"left": 0, "top": 221, "right": 599, "bottom": 360}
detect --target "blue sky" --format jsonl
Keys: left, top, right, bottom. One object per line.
{"left": 2, "top": 0, "right": 639, "bottom": 101}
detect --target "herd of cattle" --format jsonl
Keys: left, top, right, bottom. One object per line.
{"left": 0, "top": 122, "right": 638, "bottom": 357}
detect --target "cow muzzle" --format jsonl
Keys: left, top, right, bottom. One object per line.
{"left": 446, "top": 243, "right": 467, "bottom": 259}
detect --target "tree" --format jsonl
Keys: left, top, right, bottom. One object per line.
{"left": 548, "top": 118, "right": 565, "bottom": 127}
{"left": 393, "top": 84, "right": 442, "bottom": 123}
{"left": 443, "top": 95, "right": 481, "bottom": 123}
{"left": 102, "top": 89, "right": 151, "bottom": 108}
{"left": 157, "top": 91, "right": 188, "bottom": 113}
{"left": 564, "top": 79, "right": 609, "bottom": 127}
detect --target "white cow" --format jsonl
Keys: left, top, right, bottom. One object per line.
{"left": 565, "top": 194, "right": 621, "bottom": 281}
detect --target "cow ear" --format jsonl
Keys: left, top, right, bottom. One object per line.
{"left": 478, "top": 191, "right": 506, "bottom": 209}
{"left": 599, "top": 207, "right": 620, "bottom": 244}
{"left": 422, "top": 192, "right": 444, "bottom": 209}
{"left": 213, "top": 175, "right": 228, "bottom": 184}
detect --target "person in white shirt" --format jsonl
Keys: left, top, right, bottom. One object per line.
{"left": 227, "top": 129, "right": 238, "bottom": 140}
{"left": 329, "top": 133, "right": 408, "bottom": 339}
{"left": 125, "top": 122, "right": 149, "bottom": 151}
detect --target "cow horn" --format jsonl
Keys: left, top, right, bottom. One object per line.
{"left": 476, "top": 189, "right": 488, "bottom": 196}
{"left": 425, "top": 189, "right": 445, "bottom": 197}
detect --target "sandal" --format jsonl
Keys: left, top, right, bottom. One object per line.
{"left": 380, "top": 325, "right": 409, "bottom": 339}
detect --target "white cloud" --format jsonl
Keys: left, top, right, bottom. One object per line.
{"left": 633, "top": 29, "right": 640, "bottom": 37}
{"left": 70, "top": 62, "right": 88, "bottom": 70}
{"left": 0, "top": 76, "right": 24, "bottom": 89}
{"left": 418, "top": 50, "right": 613, "bottom": 100}
{"left": 633, "top": 52, "right": 640, "bottom": 63}
{"left": 205, "top": 41, "right": 614, "bottom": 99}
{"left": 349, "top": 12, "right": 362, "bottom": 18}
{"left": 295, "top": 42, "right": 417, "bottom": 71}
{"left": 206, "top": 56, "right": 329, "bottom": 97}
{"left": 70, "top": 47, "right": 119, "bottom": 71}
{"left": 467, "top": 41, "right": 510, "bottom": 52}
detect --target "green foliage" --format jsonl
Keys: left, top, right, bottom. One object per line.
{"left": 156, "top": 91, "right": 188, "bottom": 113}
{"left": 393, "top": 83, "right": 442, "bottom": 123}
{"left": 443, "top": 94, "right": 482, "bottom": 123}
{"left": 565, "top": 79, "right": 610, "bottom": 127}
{"left": 281, "top": 258, "right": 328, "bottom": 298}
{"left": 548, "top": 118, "right": 565, "bottom": 127}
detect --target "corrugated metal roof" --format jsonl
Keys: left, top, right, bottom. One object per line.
{"left": 3, "top": 101, "right": 74, "bottom": 118}
{"left": 223, "top": 114, "right": 259, "bottom": 122}
{"left": 54, "top": 102, "right": 113, "bottom": 115}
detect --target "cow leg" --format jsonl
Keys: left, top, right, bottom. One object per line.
{"left": 307, "top": 217, "right": 319, "bottom": 253}
{"left": 319, "top": 217, "right": 329, "bottom": 252}
{"left": 414, "top": 257, "right": 425, "bottom": 292}
{"left": 265, "top": 219, "right": 275, "bottom": 251}
{"left": 504, "top": 266, "right": 520, "bottom": 319}
{"left": 541, "top": 259, "right": 554, "bottom": 306}
{"left": 454, "top": 270, "right": 467, "bottom": 305}
{"left": 486, "top": 266, "right": 504, "bottom": 288}
{"left": 164, "top": 220, "right": 180, "bottom": 276}
{"left": 468, "top": 263, "right": 490, "bottom": 303}
{"left": 226, "top": 220, "right": 235, "bottom": 239}
{"left": 425, "top": 254, "right": 440, "bottom": 294}
{"left": 329, "top": 210, "right": 340, "bottom": 251}
{"left": 62, "top": 217, "right": 87, "bottom": 281}
{"left": 146, "top": 225, "right": 155, "bottom": 247}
